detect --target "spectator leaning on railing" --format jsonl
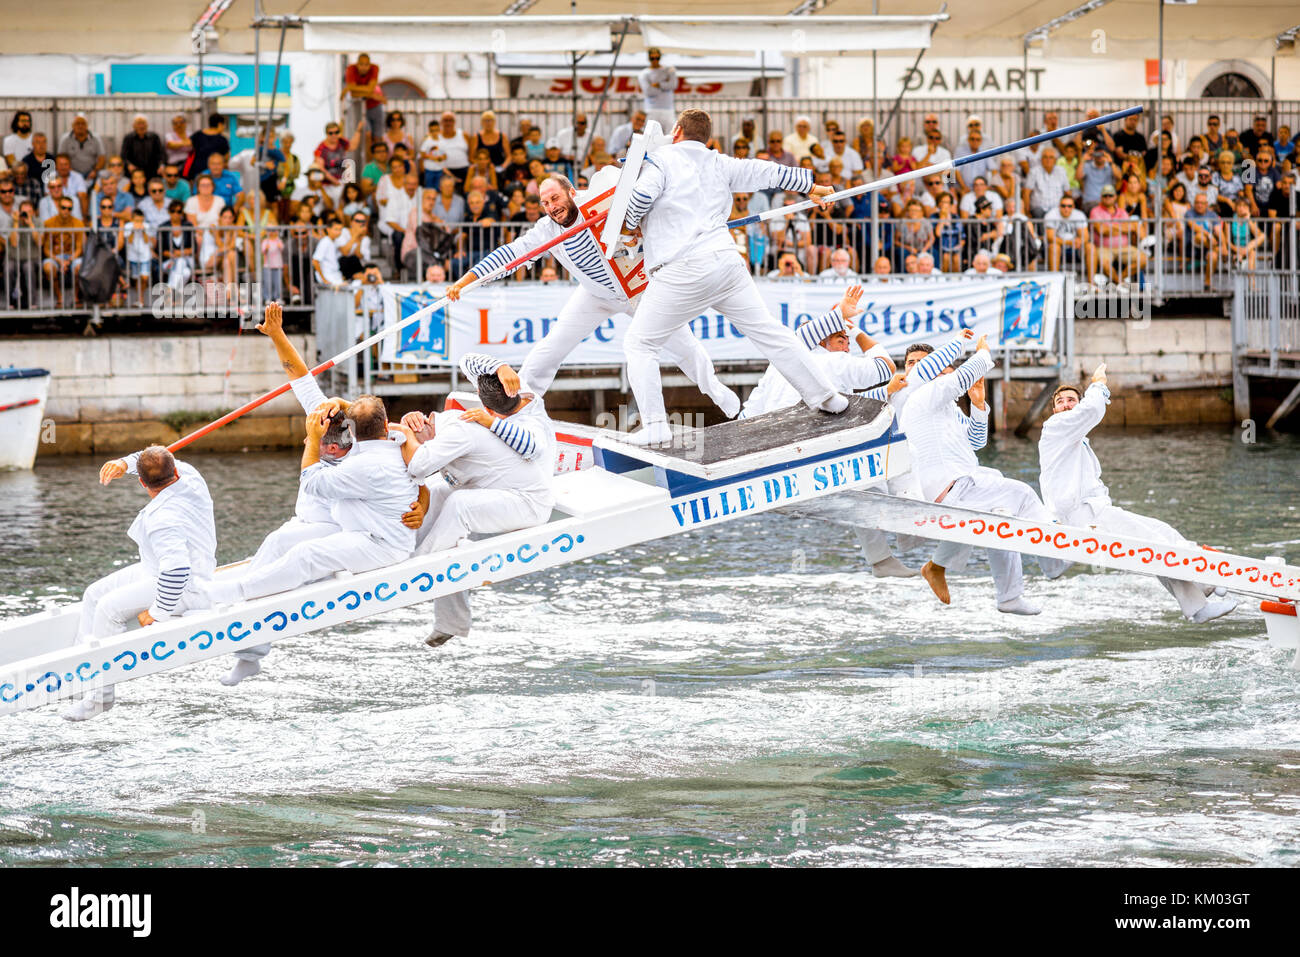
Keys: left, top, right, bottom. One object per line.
{"left": 342, "top": 53, "right": 387, "bottom": 146}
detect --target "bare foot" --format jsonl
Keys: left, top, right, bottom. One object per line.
{"left": 921, "top": 561, "right": 950, "bottom": 605}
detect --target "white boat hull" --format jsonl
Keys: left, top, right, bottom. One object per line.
{"left": 0, "top": 369, "right": 50, "bottom": 470}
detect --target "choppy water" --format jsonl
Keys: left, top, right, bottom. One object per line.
{"left": 1, "top": 427, "right": 1298, "bottom": 867}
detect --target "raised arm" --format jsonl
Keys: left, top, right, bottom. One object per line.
{"left": 908, "top": 330, "right": 972, "bottom": 384}
{"left": 257, "top": 300, "right": 312, "bottom": 381}
{"left": 624, "top": 157, "right": 667, "bottom": 231}
{"left": 720, "top": 154, "right": 814, "bottom": 196}
{"left": 447, "top": 218, "right": 554, "bottom": 299}
{"left": 1041, "top": 372, "right": 1111, "bottom": 444}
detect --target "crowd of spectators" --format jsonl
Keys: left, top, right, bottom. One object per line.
{"left": 1, "top": 64, "right": 1297, "bottom": 313}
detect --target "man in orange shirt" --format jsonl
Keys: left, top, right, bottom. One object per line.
{"left": 42, "top": 194, "right": 84, "bottom": 307}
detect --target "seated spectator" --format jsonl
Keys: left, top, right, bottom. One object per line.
{"left": 964, "top": 250, "right": 993, "bottom": 275}
{"left": 1248, "top": 147, "right": 1280, "bottom": 215}
{"left": 468, "top": 148, "right": 499, "bottom": 191}
{"left": 41, "top": 192, "right": 85, "bottom": 307}
{"left": 500, "top": 144, "right": 532, "bottom": 187}
{"left": 959, "top": 176, "right": 1003, "bottom": 216}
{"left": 381, "top": 171, "right": 422, "bottom": 273}
{"left": 554, "top": 113, "right": 588, "bottom": 163}
{"left": 912, "top": 124, "right": 952, "bottom": 167}
{"left": 293, "top": 165, "right": 335, "bottom": 217}
{"left": 158, "top": 200, "right": 195, "bottom": 293}
{"left": 996, "top": 195, "right": 1039, "bottom": 271}
{"left": 402, "top": 188, "right": 458, "bottom": 279}
{"left": 511, "top": 194, "right": 543, "bottom": 226}
{"left": 415, "top": 122, "right": 443, "bottom": 190}
{"left": 1239, "top": 114, "right": 1273, "bottom": 158}
{"left": 1183, "top": 191, "right": 1221, "bottom": 290}
{"left": 121, "top": 115, "right": 164, "bottom": 180}
{"left": 1221, "top": 129, "right": 1245, "bottom": 170}
{"left": 609, "top": 111, "right": 647, "bottom": 158}
{"left": 1059, "top": 141, "right": 1082, "bottom": 195}
{"left": 954, "top": 126, "right": 996, "bottom": 192}
{"left": 765, "top": 131, "right": 796, "bottom": 167}
{"left": 816, "top": 126, "right": 863, "bottom": 178}
{"left": 968, "top": 195, "right": 1001, "bottom": 254}
{"left": 1109, "top": 112, "right": 1147, "bottom": 158}
{"left": 335, "top": 210, "right": 372, "bottom": 280}
{"left": 206, "top": 153, "right": 244, "bottom": 211}
{"left": 1266, "top": 170, "right": 1298, "bottom": 267}
{"left": 58, "top": 113, "right": 105, "bottom": 182}
{"left": 854, "top": 118, "right": 875, "bottom": 174}
{"left": 340, "top": 182, "right": 367, "bottom": 219}
{"left": 767, "top": 192, "right": 812, "bottom": 272}
{"left": 1078, "top": 144, "right": 1120, "bottom": 212}
{"left": 466, "top": 174, "right": 506, "bottom": 219}
{"left": 894, "top": 197, "right": 933, "bottom": 270}
{"left": 1117, "top": 171, "right": 1150, "bottom": 220}
{"left": 1162, "top": 180, "right": 1191, "bottom": 253}
{"left": 890, "top": 136, "right": 916, "bottom": 175}
{"left": 430, "top": 172, "right": 466, "bottom": 225}
{"left": 383, "top": 110, "right": 415, "bottom": 156}
{"left": 162, "top": 163, "right": 191, "bottom": 204}
{"left": 1022, "top": 147, "right": 1069, "bottom": 218}
{"left": 767, "top": 251, "right": 807, "bottom": 279}
{"left": 1210, "top": 149, "right": 1244, "bottom": 216}
{"left": 932, "top": 191, "right": 964, "bottom": 273}
{"left": 117, "top": 207, "right": 155, "bottom": 307}
{"left": 581, "top": 138, "right": 613, "bottom": 180}
{"left": 53, "top": 154, "right": 89, "bottom": 219}
{"left": 783, "top": 116, "right": 819, "bottom": 163}
{"left": 312, "top": 216, "right": 347, "bottom": 288}
{"left": 917, "top": 172, "right": 945, "bottom": 211}
{"left": 872, "top": 256, "right": 891, "bottom": 279}
{"left": 733, "top": 137, "right": 751, "bottom": 159}
{"left": 524, "top": 126, "right": 546, "bottom": 161}
{"left": 539, "top": 264, "right": 559, "bottom": 283}
{"left": 1144, "top": 130, "right": 1176, "bottom": 179}
{"left": 184, "top": 174, "right": 226, "bottom": 241}
{"left": 375, "top": 156, "right": 409, "bottom": 213}
{"left": 991, "top": 156, "right": 1023, "bottom": 208}
{"left": 542, "top": 139, "right": 573, "bottom": 180}
{"left": 126, "top": 167, "right": 150, "bottom": 206}
{"left": 472, "top": 110, "right": 507, "bottom": 169}
{"left": 1186, "top": 135, "right": 1210, "bottom": 170}
{"left": 277, "top": 132, "right": 300, "bottom": 218}
{"left": 1274, "top": 124, "right": 1294, "bottom": 163}
{"left": 818, "top": 247, "right": 858, "bottom": 281}
{"left": 1089, "top": 185, "right": 1147, "bottom": 293}
{"left": 314, "top": 120, "right": 362, "bottom": 196}
{"left": 1223, "top": 196, "right": 1265, "bottom": 272}
{"left": 1044, "top": 194, "right": 1087, "bottom": 272}
{"left": 991, "top": 253, "right": 1013, "bottom": 273}
{"left": 1192, "top": 164, "right": 1219, "bottom": 208}
{"left": 139, "top": 177, "right": 171, "bottom": 229}
{"left": 37, "top": 177, "right": 69, "bottom": 222}
{"left": 915, "top": 252, "right": 939, "bottom": 275}
{"left": 903, "top": 253, "right": 919, "bottom": 274}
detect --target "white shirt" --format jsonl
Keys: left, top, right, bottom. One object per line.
{"left": 912, "top": 143, "right": 953, "bottom": 166}
{"left": 287, "top": 375, "right": 340, "bottom": 525}
{"left": 814, "top": 145, "right": 864, "bottom": 177}
{"left": 609, "top": 122, "right": 643, "bottom": 158}
{"left": 312, "top": 235, "right": 343, "bottom": 285}
{"left": 959, "top": 190, "right": 1004, "bottom": 216}
{"left": 301, "top": 436, "right": 418, "bottom": 552}
{"left": 1044, "top": 208, "right": 1088, "bottom": 242}
{"left": 382, "top": 188, "right": 420, "bottom": 237}
{"left": 4, "top": 132, "right": 33, "bottom": 162}
{"left": 638, "top": 65, "right": 677, "bottom": 111}
{"left": 818, "top": 267, "right": 859, "bottom": 281}
{"left": 409, "top": 410, "right": 556, "bottom": 512}
{"left": 742, "top": 326, "right": 892, "bottom": 417}
{"left": 555, "top": 125, "right": 587, "bottom": 159}
{"left": 899, "top": 347, "right": 995, "bottom": 501}
{"left": 1038, "top": 381, "right": 1112, "bottom": 522}
{"left": 122, "top": 452, "right": 218, "bottom": 621}
{"left": 625, "top": 140, "right": 814, "bottom": 273}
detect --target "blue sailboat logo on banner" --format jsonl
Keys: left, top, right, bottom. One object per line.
{"left": 1000, "top": 280, "right": 1047, "bottom": 345}
{"left": 395, "top": 291, "right": 450, "bottom": 361}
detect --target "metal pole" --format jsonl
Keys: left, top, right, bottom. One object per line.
{"left": 1022, "top": 42, "right": 1030, "bottom": 138}
{"left": 488, "top": 53, "right": 495, "bottom": 110}
{"left": 1155, "top": 0, "right": 1164, "bottom": 305}
{"left": 871, "top": 0, "right": 879, "bottom": 263}
{"left": 579, "top": 20, "right": 628, "bottom": 173}
{"left": 571, "top": 0, "right": 579, "bottom": 135}
{"left": 253, "top": 10, "right": 262, "bottom": 325}
{"left": 759, "top": 51, "right": 767, "bottom": 141}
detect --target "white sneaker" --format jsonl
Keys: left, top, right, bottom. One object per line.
{"left": 871, "top": 556, "right": 921, "bottom": 579}
{"left": 625, "top": 421, "right": 673, "bottom": 446}
{"left": 219, "top": 658, "right": 262, "bottom": 687}
{"left": 62, "top": 692, "right": 115, "bottom": 722}
{"left": 997, "top": 596, "right": 1042, "bottom": 616}
{"left": 818, "top": 393, "right": 849, "bottom": 414}
{"left": 1191, "top": 599, "right": 1238, "bottom": 624}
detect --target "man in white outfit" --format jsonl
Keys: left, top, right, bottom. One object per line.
{"left": 638, "top": 48, "right": 677, "bottom": 133}
{"left": 740, "top": 285, "right": 893, "bottom": 418}
{"left": 64, "top": 446, "right": 217, "bottom": 720}
{"left": 446, "top": 173, "right": 738, "bottom": 416}
{"left": 856, "top": 329, "right": 986, "bottom": 579}
{"left": 901, "top": 334, "right": 1063, "bottom": 614}
{"left": 204, "top": 395, "right": 417, "bottom": 605}
{"left": 1038, "top": 365, "right": 1237, "bottom": 623}
{"left": 398, "top": 353, "right": 557, "bottom": 647}
{"left": 219, "top": 303, "right": 428, "bottom": 687}
{"left": 622, "top": 109, "right": 846, "bottom": 445}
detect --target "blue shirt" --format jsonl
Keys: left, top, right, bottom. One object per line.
{"left": 209, "top": 170, "right": 243, "bottom": 207}
{"left": 165, "top": 179, "right": 192, "bottom": 204}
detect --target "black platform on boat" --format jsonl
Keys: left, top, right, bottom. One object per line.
{"left": 592, "top": 395, "right": 893, "bottom": 489}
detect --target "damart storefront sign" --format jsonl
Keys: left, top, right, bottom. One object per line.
{"left": 379, "top": 275, "right": 1064, "bottom": 366}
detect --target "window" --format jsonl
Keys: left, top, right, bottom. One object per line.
{"left": 1200, "top": 73, "right": 1262, "bottom": 98}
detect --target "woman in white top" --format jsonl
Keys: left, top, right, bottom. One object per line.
{"left": 184, "top": 173, "right": 225, "bottom": 272}
{"left": 422, "top": 111, "right": 473, "bottom": 190}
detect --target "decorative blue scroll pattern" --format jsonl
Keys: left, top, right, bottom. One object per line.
{"left": 0, "top": 531, "right": 589, "bottom": 708}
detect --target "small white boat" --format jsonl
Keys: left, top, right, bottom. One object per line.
{"left": 0, "top": 367, "right": 50, "bottom": 471}
{"left": 1, "top": 396, "right": 1297, "bottom": 717}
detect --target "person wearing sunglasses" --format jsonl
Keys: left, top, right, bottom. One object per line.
{"left": 41, "top": 194, "right": 85, "bottom": 307}
{"left": 138, "top": 176, "right": 171, "bottom": 229}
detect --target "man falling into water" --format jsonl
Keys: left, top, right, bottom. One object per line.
{"left": 65, "top": 446, "right": 217, "bottom": 720}
{"left": 1038, "top": 364, "right": 1237, "bottom": 623}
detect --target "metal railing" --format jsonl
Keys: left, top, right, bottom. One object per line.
{"left": 1232, "top": 270, "right": 1300, "bottom": 367}
{"left": 0, "top": 98, "right": 204, "bottom": 166}
{"left": 1, "top": 213, "right": 1296, "bottom": 319}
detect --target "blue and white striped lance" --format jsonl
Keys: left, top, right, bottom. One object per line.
{"left": 726, "top": 105, "right": 1144, "bottom": 229}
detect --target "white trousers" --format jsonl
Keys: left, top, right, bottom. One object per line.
{"left": 854, "top": 474, "right": 925, "bottom": 564}
{"left": 75, "top": 562, "right": 202, "bottom": 705}
{"left": 232, "top": 530, "right": 408, "bottom": 602}
{"left": 624, "top": 250, "right": 837, "bottom": 427}
{"left": 415, "top": 480, "right": 552, "bottom": 638}
{"left": 1066, "top": 502, "right": 1207, "bottom": 617}
{"left": 236, "top": 517, "right": 344, "bottom": 662}
{"left": 519, "top": 286, "right": 735, "bottom": 412}
{"left": 940, "top": 468, "right": 1064, "bottom": 603}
